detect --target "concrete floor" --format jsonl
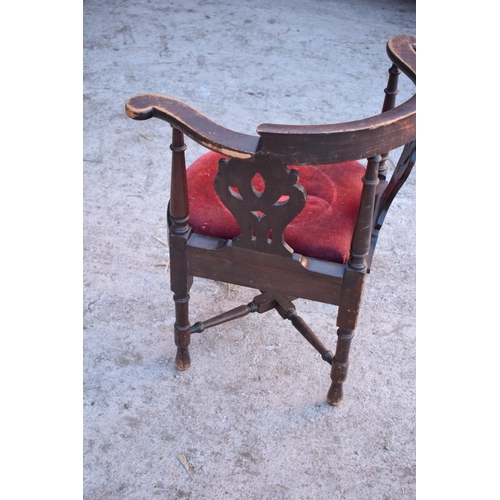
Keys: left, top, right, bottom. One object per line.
{"left": 83, "top": 1, "right": 416, "bottom": 498}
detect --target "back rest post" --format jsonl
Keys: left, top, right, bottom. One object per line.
{"left": 382, "top": 64, "right": 401, "bottom": 112}
{"left": 378, "top": 64, "right": 401, "bottom": 181}
{"left": 348, "top": 155, "right": 380, "bottom": 272}
{"left": 169, "top": 127, "right": 190, "bottom": 235}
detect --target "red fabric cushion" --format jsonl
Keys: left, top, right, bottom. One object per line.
{"left": 186, "top": 151, "right": 365, "bottom": 264}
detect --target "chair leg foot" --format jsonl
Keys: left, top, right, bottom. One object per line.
{"left": 326, "top": 327, "right": 354, "bottom": 406}
{"left": 173, "top": 293, "right": 191, "bottom": 370}
{"left": 326, "top": 382, "right": 343, "bottom": 406}
{"left": 175, "top": 347, "right": 191, "bottom": 371}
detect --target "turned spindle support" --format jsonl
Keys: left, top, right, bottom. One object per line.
{"left": 169, "top": 127, "right": 192, "bottom": 370}
{"left": 273, "top": 294, "right": 334, "bottom": 364}
{"left": 328, "top": 156, "right": 380, "bottom": 404}
{"left": 378, "top": 64, "right": 401, "bottom": 180}
{"left": 190, "top": 301, "right": 259, "bottom": 334}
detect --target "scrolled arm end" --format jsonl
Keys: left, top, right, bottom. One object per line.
{"left": 125, "top": 93, "right": 261, "bottom": 158}
{"left": 386, "top": 35, "right": 416, "bottom": 84}
{"left": 125, "top": 94, "right": 161, "bottom": 120}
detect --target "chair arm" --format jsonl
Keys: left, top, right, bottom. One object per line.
{"left": 125, "top": 94, "right": 261, "bottom": 159}
{"left": 256, "top": 97, "right": 415, "bottom": 165}
{"left": 387, "top": 34, "right": 416, "bottom": 84}
{"left": 256, "top": 35, "right": 416, "bottom": 165}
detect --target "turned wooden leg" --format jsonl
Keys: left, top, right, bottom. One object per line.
{"left": 169, "top": 127, "right": 192, "bottom": 371}
{"left": 327, "top": 157, "right": 380, "bottom": 405}
{"left": 174, "top": 293, "right": 191, "bottom": 370}
{"left": 327, "top": 327, "right": 354, "bottom": 406}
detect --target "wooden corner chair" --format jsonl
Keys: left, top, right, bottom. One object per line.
{"left": 125, "top": 35, "right": 416, "bottom": 406}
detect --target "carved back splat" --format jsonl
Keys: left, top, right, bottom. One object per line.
{"left": 375, "top": 139, "right": 416, "bottom": 230}
{"left": 213, "top": 154, "right": 306, "bottom": 257}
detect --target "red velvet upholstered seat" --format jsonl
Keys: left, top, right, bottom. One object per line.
{"left": 186, "top": 151, "right": 366, "bottom": 264}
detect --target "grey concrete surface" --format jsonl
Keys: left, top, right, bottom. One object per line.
{"left": 83, "top": 1, "right": 416, "bottom": 498}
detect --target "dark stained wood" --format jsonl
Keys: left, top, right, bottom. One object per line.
{"left": 273, "top": 294, "right": 334, "bottom": 364}
{"left": 348, "top": 156, "right": 380, "bottom": 273}
{"left": 186, "top": 235, "right": 344, "bottom": 305}
{"left": 367, "top": 139, "right": 416, "bottom": 272}
{"left": 382, "top": 64, "right": 402, "bottom": 113}
{"left": 213, "top": 154, "right": 306, "bottom": 257}
{"left": 327, "top": 327, "right": 354, "bottom": 406}
{"left": 375, "top": 140, "right": 416, "bottom": 232}
{"left": 169, "top": 128, "right": 190, "bottom": 234}
{"left": 190, "top": 302, "right": 259, "bottom": 334}
{"left": 125, "top": 94, "right": 261, "bottom": 159}
{"left": 256, "top": 97, "right": 415, "bottom": 165}
{"left": 386, "top": 34, "right": 416, "bottom": 84}
{"left": 125, "top": 35, "right": 415, "bottom": 166}
{"left": 256, "top": 36, "right": 415, "bottom": 165}
{"left": 125, "top": 34, "right": 416, "bottom": 406}
{"left": 378, "top": 63, "right": 401, "bottom": 180}
{"left": 168, "top": 128, "right": 192, "bottom": 370}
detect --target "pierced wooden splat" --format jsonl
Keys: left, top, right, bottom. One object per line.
{"left": 213, "top": 154, "right": 306, "bottom": 257}
{"left": 375, "top": 139, "right": 416, "bottom": 231}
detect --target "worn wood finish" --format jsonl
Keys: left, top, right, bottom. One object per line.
{"left": 378, "top": 63, "right": 401, "bottom": 180}
{"left": 124, "top": 35, "right": 416, "bottom": 166}
{"left": 327, "top": 328, "right": 354, "bottom": 406}
{"left": 273, "top": 294, "right": 334, "bottom": 364}
{"left": 125, "top": 35, "right": 416, "bottom": 406}
{"left": 125, "top": 94, "right": 261, "bottom": 159}
{"left": 214, "top": 154, "right": 306, "bottom": 257}
{"left": 186, "top": 235, "right": 344, "bottom": 305}
{"left": 169, "top": 128, "right": 192, "bottom": 370}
